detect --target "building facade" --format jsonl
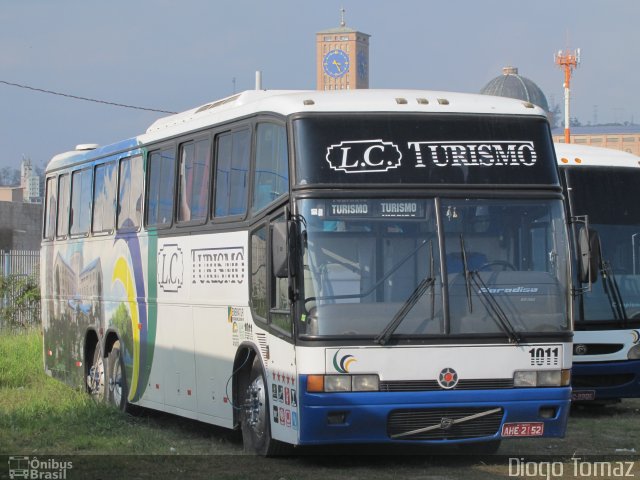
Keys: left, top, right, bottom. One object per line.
{"left": 552, "top": 126, "right": 640, "bottom": 156}
{"left": 316, "top": 11, "right": 370, "bottom": 90}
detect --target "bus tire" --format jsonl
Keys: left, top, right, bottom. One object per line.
{"left": 106, "top": 341, "right": 129, "bottom": 412}
{"left": 86, "top": 347, "right": 106, "bottom": 402}
{"left": 240, "top": 356, "right": 283, "bottom": 456}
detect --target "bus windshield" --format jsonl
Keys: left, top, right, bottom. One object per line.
{"left": 297, "top": 197, "right": 569, "bottom": 339}
{"left": 566, "top": 166, "right": 640, "bottom": 326}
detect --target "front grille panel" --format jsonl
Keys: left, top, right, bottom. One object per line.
{"left": 380, "top": 378, "right": 513, "bottom": 392}
{"left": 573, "top": 343, "right": 624, "bottom": 355}
{"left": 573, "top": 373, "right": 635, "bottom": 388}
{"left": 388, "top": 407, "right": 504, "bottom": 440}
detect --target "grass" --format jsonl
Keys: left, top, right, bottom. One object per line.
{"left": 1, "top": 330, "right": 640, "bottom": 479}
{"left": 0, "top": 331, "right": 240, "bottom": 457}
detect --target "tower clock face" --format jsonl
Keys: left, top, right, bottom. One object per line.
{"left": 323, "top": 49, "right": 350, "bottom": 78}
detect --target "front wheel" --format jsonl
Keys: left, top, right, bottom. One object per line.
{"left": 240, "top": 356, "right": 283, "bottom": 455}
{"left": 106, "top": 341, "right": 129, "bottom": 412}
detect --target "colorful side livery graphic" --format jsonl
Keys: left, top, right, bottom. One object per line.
{"left": 112, "top": 231, "right": 155, "bottom": 403}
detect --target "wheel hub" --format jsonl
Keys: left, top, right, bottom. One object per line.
{"left": 245, "top": 377, "right": 266, "bottom": 435}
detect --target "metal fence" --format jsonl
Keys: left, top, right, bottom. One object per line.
{"left": 0, "top": 249, "right": 40, "bottom": 329}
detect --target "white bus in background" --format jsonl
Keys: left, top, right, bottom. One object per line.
{"left": 556, "top": 143, "right": 640, "bottom": 402}
{"left": 41, "top": 88, "right": 574, "bottom": 455}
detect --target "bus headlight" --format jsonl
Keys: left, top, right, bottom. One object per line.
{"left": 628, "top": 345, "right": 640, "bottom": 360}
{"left": 352, "top": 374, "right": 380, "bottom": 391}
{"left": 324, "top": 375, "right": 351, "bottom": 392}
{"left": 514, "top": 370, "right": 571, "bottom": 387}
{"left": 307, "top": 374, "right": 380, "bottom": 392}
{"left": 513, "top": 371, "right": 537, "bottom": 387}
{"left": 537, "top": 370, "right": 561, "bottom": 386}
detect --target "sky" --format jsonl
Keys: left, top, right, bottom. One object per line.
{"left": 1, "top": 0, "right": 639, "bottom": 172}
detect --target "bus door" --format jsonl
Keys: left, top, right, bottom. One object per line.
{"left": 251, "top": 211, "right": 299, "bottom": 442}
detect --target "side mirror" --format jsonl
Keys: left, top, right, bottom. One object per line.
{"left": 578, "top": 226, "right": 601, "bottom": 285}
{"left": 272, "top": 220, "right": 298, "bottom": 279}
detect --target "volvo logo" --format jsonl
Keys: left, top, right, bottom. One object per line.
{"left": 574, "top": 344, "right": 588, "bottom": 355}
{"left": 440, "top": 417, "right": 454, "bottom": 430}
{"left": 437, "top": 367, "right": 459, "bottom": 389}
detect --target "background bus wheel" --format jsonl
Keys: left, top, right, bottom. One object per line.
{"left": 86, "top": 347, "right": 106, "bottom": 402}
{"left": 106, "top": 341, "right": 129, "bottom": 412}
{"left": 240, "top": 357, "right": 282, "bottom": 456}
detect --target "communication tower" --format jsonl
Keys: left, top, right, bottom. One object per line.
{"left": 554, "top": 48, "right": 580, "bottom": 143}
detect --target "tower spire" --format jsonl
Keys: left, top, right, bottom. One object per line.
{"left": 340, "top": 6, "right": 346, "bottom": 27}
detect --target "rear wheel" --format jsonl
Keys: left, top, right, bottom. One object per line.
{"left": 106, "top": 341, "right": 129, "bottom": 412}
{"left": 86, "top": 346, "right": 106, "bottom": 402}
{"left": 240, "top": 357, "right": 283, "bottom": 455}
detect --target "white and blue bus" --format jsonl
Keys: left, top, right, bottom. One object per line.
{"left": 42, "top": 89, "right": 573, "bottom": 454}
{"left": 556, "top": 143, "right": 640, "bottom": 402}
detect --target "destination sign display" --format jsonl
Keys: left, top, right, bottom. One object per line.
{"left": 323, "top": 199, "right": 426, "bottom": 218}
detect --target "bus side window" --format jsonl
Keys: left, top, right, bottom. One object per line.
{"left": 252, "top": 123, "right": 288, "bottom": 213}
{"left": 214, "top": 129, "right": 250, "bottom": 218}
{"left": 146, "top": 148, "right": 176, "bottom": 227}
{"left": 43, "top": 176, "right": 57, "bottom": 240}
{"left": 178, "top": 138, "right": 211, "bottom": 223}
{"left": 92, "top": 162, "right": 116, "bottom": 233}
{"left": 251, "top": 225, "right": 268, "bottom": 320}
{"left": 249, "top": 218, "right": 292, "bottom": 337}
{"left": 70, "top": 168, "right": 92, "bottom": 236}
{"left": 56, "top": 173, "right": 70, "bottom": 238}
{"left": 270, "top": 215, "right": 292, "bottom": 335}
{"left": 117, "top": 155, "right": 143, "bottom": 230}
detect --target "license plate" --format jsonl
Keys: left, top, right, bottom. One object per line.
{"left": 501, "top": 422, "right": 544, "bottom": 437}
{"left": 571, "top": 390, "right": 596, "bottom": 401}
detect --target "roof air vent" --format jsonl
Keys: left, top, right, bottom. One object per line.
{"left": 75, "top": 144, "right": 99, "bottom": 151}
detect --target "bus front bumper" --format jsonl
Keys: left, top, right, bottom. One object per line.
{"left": 297, "top": 376, "right": 570, "bottom": 445}
{"left": 572, "top": 359, "right": 640, "bottom": 400}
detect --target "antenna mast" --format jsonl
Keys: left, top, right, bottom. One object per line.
{"left": 554, "top": 48, "right": 580, "bottom": 143}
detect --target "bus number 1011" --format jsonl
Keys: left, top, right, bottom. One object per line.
{"left": 529, "top": 347, "right": 559, "bottom": 366}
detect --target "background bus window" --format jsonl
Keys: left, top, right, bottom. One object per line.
{"left": 117, "top": 155, "right": 143, "bottom": 230}
{"left": 70, "top": 168, "right": 92, "bottom": 236}
{"left": 43, "top": 177, "right": 57, "bottom": 240}
{"left": 56, "top": 174, "right": 70, "bottom": 238}
{"left": 214, "top": 129, "right": 250, "bottom": 218}
{"left": 252, "top": 123, "right": 288, "bottom": 213}
{"left": 178, "top": 138, "right": 211, "bottom": 223}
{"left": 147, "top": 149, "right": 176, "bottom": 227}
{"left": 92, "top": 162, "right": 117, "bottom": 233}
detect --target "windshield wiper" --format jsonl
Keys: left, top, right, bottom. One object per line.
{"left": 459, "top": 234, "right": 521, "bottom": 345}
{"left": 601, "top": 258, "right": 628, "bottom": 324}
{"left": 375, "top": 241, "right": 436, "bottom": 345}
{"left": 375, "top": 276, "right": 435, "bottom": 345}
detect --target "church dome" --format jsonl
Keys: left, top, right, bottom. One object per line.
{"left": 480, "top": 66, "right": 549, "bottom": 112}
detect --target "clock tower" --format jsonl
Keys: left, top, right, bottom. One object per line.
{"left": 316, "top": 8, "right": 370, "bottom": 90}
